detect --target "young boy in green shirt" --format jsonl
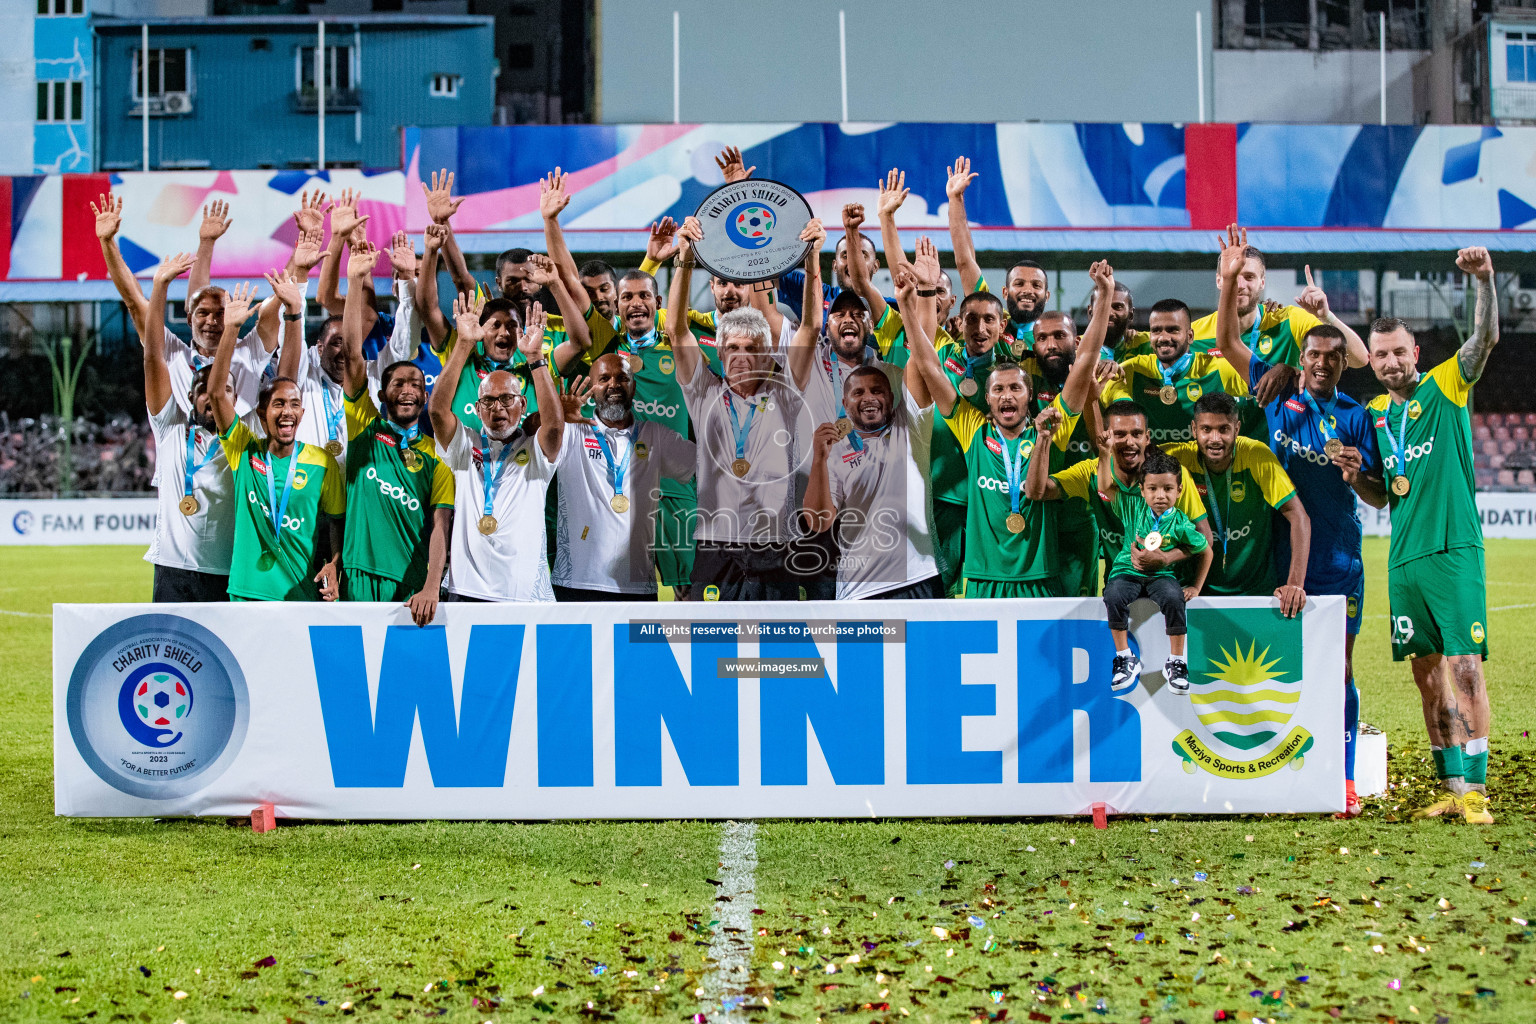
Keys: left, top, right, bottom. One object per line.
{"left": 1098, "top": 446, "right": 1213, "bottom": 694}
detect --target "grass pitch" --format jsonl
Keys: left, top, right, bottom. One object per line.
{"left": 1, "top": 540, "right": 1533, "bottom": 1024}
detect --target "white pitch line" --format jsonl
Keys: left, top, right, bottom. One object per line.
{"left": 701, "top": 819, "right": 758, "bottom": 1024}
{"left": 0, "top": 608, "right": 51, "bottom": 619}
{"left": 1365, "top": 601, "right": 1536, "bottom": 621}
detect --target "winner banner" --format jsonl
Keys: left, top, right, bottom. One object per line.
{"left": 54, "top": 598, "right": 1345, "bottom": 819}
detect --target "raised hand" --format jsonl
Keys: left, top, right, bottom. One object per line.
{"left": 1034, "top": 404, "right": 1062, "bottom": 441}
{"left": 877, "top": 168, "right": 909, "bottom": 219}
{"left": 424, "top": 222, "right": 446, "bottom": 255}
{"left": 452, "top": 291, "right": 486, "bottom": 343}
{"left": 222, "top": 281, "right": 259, "bottom": 326}
{"left": 799, "top": 218, "right": 826, "bottom": 249}
{"left": 294, "top": 189, "right": 329, "bottom": 235}
{"left": 675, "top": 216, "right": 703, "bottom": 260}
{"left": 292, "top": 226, "right": 325, "bottom": 274}
{"left": 517, "top": 301, "right": 547, "bottom": 358}
{"left": 558, "top": 375, "right": 594, "bottom": 424}
{"left": 1331, "top": 444, "right": 1365, "bottom": 484}
{"left": 812, "top": 422, "right": 842, "bottom": 459}
{"left": 1093, "top": 360, "right": 1123, "bottom": 386}
{"left": 263, "top": 267, "right": 304, "bottom": 311}
{"left": 388, "top": 230, "right": 418, "bottom": 278}
{"left": 347, "top": 240, "right": 380, "bottom": 280}
{"left": 153, "top": 251, "right": 196, "bottom": 285}
{"left": 539, "top": 167, "right": 571, "bottom": 220}
{"left": 1216, "top": 223, "right": 1247, "bottom": 281}
{"left": 1088, "top": 258, "right": 1116, "bottom": 295}
{"left": 525, "top": 252, "right": 559, "bottom": 287}
{"left": 91, "top": 193, "right": 123, "bottom": 240}
{"left": 842, "top": 202, "right": 865, "bottom": 237}
{"left": 422, "top": 168, "right": 464, "bottom": 225}
{"left": 1456, "top": 245, "right": 1494, "bottom": 281}
{"left": 330, "top": 188, "right": 362, "bottom": 239}
{"left": 911, "top": 236, "right": 941, "bottom": 290}
{"left": 945, "top": 156, "right": 977, "bottom": 200}
{"left": 1294, "top": 265, "right": 1330, "bottom": 320}
{"left": 199, "top": 200, "right": 232, "bottom": 242}
{"left": 715, "top": 145, "right": 755, "bottom": 184}
{"left": 646, "top": 217, "right": 679, "bottom": 264}
{"left": 891, "top": 262, "right": 917, "bottom": 299}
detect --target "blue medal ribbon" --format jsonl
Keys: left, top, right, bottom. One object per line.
{"left": 1159, "top": 350, "right": 1195, "bottom": 390}
{"left": 1198, "top": 460, "right": 1232, "bottom": 560}
{"left": 591, "top": 424, "right": 636, "bottom": 499}
{"left": 628, "top": 327, "right": 661, "bottom": 351}
{"left": 478, "top": 432, "right": 514, "bottom": 518}
{"left": 828, "top": 353, "right": 866, "bottom": 453}
{"left": 321, "top": 384, "right": 344, "bottom": 448}
{"left": 960, "top": 351, "right": 991, "bottom": 390}
{"left": 724, "top": 390, "right": 758, "bottom": 463}
{"left": 1384, "top": 396, "right": 1413, "bottom": 489}
{"left": 183, "top": 426, "right": 219, "bottom": 500}
{"left": 1299, "top": 388, "right": 1340, "bottom": 447}
{"left": 1002, "top": 431, "right": 1028, "bottom": 516}
{"left": 1145, "top": 506, "right": 1173, "bottom": 550}
{"left": 264, "top": 443, "right": 302, "bottom": 546}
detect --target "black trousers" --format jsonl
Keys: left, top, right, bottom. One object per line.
{"left": 689, "top": 541, "right": 801, "bottom": 602}
{"left": 1103, "top": 574, "right": 1187, "bottom": 635}
{"left": 866, "top": 575, "right": 945, "bottom": 601}
{"left": 152, "top": 564, "right": 229, "bottom": 602}
{"left": 554, "top": 585, "right": 654, "bottom": 602}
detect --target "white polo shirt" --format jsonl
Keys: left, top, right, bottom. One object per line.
{"left": 442, "top": 421, "right": 557, "bottom": 602}
{"left": 143, "top": 398, "right": 236, "bottom": 575}
{"left": 161, "top": 325, "right": 269, "bottom": 420}
{"left": 680, "top": 358, "right": 813, "bottom": 545}
{"left": 825, "top": 391, "right": 938, "bottom": 599}
{"left": 552, "top": 418, "right": 695, "bottom": 594}
{"left": 800, "top": 338, "right": 901, "bottom": 432}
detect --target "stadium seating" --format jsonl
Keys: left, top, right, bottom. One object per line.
{"left": 1470, "top": 412, "right": 1536, "bottom": 491}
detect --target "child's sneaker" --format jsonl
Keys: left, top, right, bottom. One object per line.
{"left": 1110, "top": 652, "right": 1141, "bottom": 692}
{"left": 1164, "top": 656, "right": 1190, "bottom": 694}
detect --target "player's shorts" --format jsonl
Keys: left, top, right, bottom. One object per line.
{"left": 964, "top": 578, "right": 1062, "bottom": 600}
{"left": 1387, "top": 547, "right": 1488, "bottom": 662}
{"left": 343, "top": 568, "right": 410, "bottom": 603}
{"left": 934, "top": 500, "right": 966, "bottom": 598}
{"left": 1306, "top": 571, "right": 1365, "bottom": 636}
{"left": 1056, "top": 526, "right": 1100, "bottom": 598}
{"left": 654, "top": 493, "right": 696, "bottom": 589}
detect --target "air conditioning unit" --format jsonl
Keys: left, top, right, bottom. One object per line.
{"left": 160, "top": 91, "right": 192, "bottom": 115}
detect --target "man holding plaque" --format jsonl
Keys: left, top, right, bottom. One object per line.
{"left": 141, "top": 253, "right": 236, "bottom": 602}
{"left": 551, "top": 353, "right": 696, "bottom": 600}
{"left": 907, "top": 243, "right": 1110, "bottom": 599}
{"left": 210, "top": 283, "right": 346, "bottom": 603}
{"left": 429, "top": 296, "right": 564, "bottom": 604}
{"left": 341, "top": 243, "right": 456, "bottom": 624}
{"left": 666, "top": 214, "right": 823, "bottom": 602}
{"left": 1363, "top": 248, "right": 1500, "bottom": 825}
{"left": 1099, "top": 297, "right": 1250, "bottom": 445}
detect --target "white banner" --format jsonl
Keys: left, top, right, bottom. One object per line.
{"left": 54, "top": 597, "right": 1346, "bottom": 819}
{"left": 1, "top": 498, "right": 158, "bottom": 546}
{"left": 1359, "top": 492, "right": 1536, "bottom": 538}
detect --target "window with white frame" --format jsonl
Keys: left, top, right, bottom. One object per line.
{"left": 297, "top": 45, "right": 354, "bottom": 93}
{"left": 37, "top": 80, "right": 84, "bottom": 122}
{"left": 430, "top": 74, "right": 459, "bottom": 98}
{"left": 132, "top": 48, "right": 192, "bottom": 100}
{"left": 1508, "top": 31, "right": 1536, "bottom": 83}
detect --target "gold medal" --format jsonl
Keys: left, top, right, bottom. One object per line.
{"left": 1143, "top": 530, "right": 1164, "bottom": 551}
{"left": 836, "top": 417, "right": 854, "bottom": 437}
{"left": 1391, "top": 475, "right": 1411, "bottom": 497}
{"left": 1005, "top": 512, "right": 1026, "bottom": 534}
{"left": 1159, "top": 385, "right": 1177, "bottom": 405}
{"left": 959, "top": 378, "right": 978, "bottom": 397}
{"left": 732, "top": 457, "right": 751, "bottom": 478}
{"left": 610, "top": 494, "right": 630, "bottom": 513}
{"left": 325, "top": 439, "right": 343, "bottom": 458}
{"left": 1323, "top": 438, "right": 1344, "bottom": 459}
{"left": 477, "top": 514, "right": 498, "bottom": 535}
{"left": 402, "top": 448, "right": 420, "bottom": 469}
{"left": 178, "top": 495, "right": 199, "bottom": 516}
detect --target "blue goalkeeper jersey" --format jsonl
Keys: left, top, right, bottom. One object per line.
{"left": 1251, "top": 355, "right": 1382, "bottom": 589}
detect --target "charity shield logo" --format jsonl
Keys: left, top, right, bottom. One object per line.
{"left": 67, "top": 614, "right": 248, "bottom": 798}
{"left": 1172, "top": 608, "right": 1313, "bottom": 778}
{"left": 725, "top": 203, "right": 776, "bottom": 249}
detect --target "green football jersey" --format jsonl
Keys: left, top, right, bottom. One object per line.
{"left": 1167, "top": 437, "right": 1296, "bottom": 596}
{"left": 1104, "top": 490, "right": 1208, "bottom": 582}
{"left": 1191, "top": 303, "right": 1323, "bottom": 370}
{"left": 1052, "top": 457, "right": 1209, "bottom": 562}
{"left": 930, "top": 331, "right": 996, "bottom": 507}
{"left": 342, "top": 390, "right": 456, "bottom": 588}
{"left": 1029, "top": 370, "right": 1098, "bottom": 536}
{"left": 946, "top": 394, "right": 1078, "bottom": 583}
{"left": 1104, "top": 329, "right": 1154, "bottom": 363}
{"left": 1367, "top": 356, "right": 1484, "bottom": 571}
{"left": 219, "top": 423, "right": 345, "bottom": 601}
{"left": 1100, "top": 352, "right": 1249, "bottom": 445}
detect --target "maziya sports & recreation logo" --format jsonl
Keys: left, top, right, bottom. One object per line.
{"left": 725, "top": 202, "right": 776, "bottom": 249}
{"left": 1171, "top": 608, "right": 1313, "bottom": 778}
{"left": 66, "top": 614, "right": 248, "bottom": 798}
